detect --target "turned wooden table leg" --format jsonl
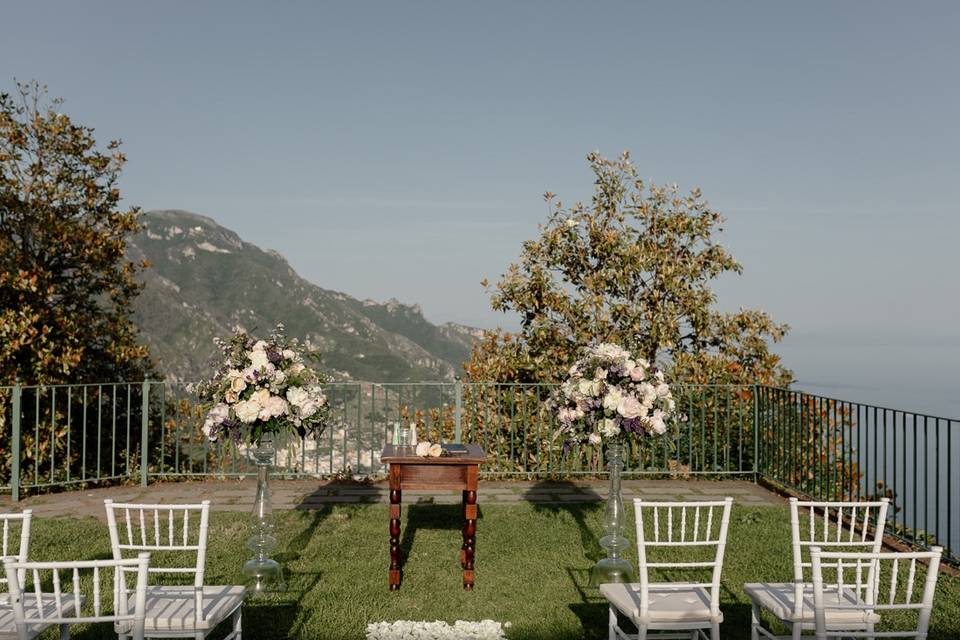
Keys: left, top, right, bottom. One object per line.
{"left": 462, "top": 465, "right": 478, "bottom": 590}
{"left": 389, "top": 465, "right": 402, "bottom": 591}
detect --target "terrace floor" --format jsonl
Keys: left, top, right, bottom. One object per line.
{"left": 1, "top": 478, "right": 782, "bottom": 519}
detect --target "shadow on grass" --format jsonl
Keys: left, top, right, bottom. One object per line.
{"left": 521, "top": 481, "right": 604, "bottom": 564}
{"left": 522, "top": 481, "right": 607, "bottom": 637}
{"left": 398, "top": 502, "right": 484, "bottom": 570}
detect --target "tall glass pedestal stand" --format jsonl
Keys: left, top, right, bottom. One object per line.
{"left": 589, "top": 440, "right": 636, "bottom": 586}
{"left": 242, "top": 434, "right": 286, "bottom": 593}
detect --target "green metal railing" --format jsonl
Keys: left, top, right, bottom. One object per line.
{"left": 757, "top": 386, "right": 959, "bottom": 565}
{"left": 1, "top": 381, "right": 957, "bottom": 563}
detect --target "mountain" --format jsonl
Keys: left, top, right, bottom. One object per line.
{"left": 128, "top": 210, "right": 480, "bottom": 382}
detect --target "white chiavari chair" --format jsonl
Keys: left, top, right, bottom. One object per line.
{"left": 104, "top": 500, "right": 244, "bottom": 640}
{"left": 602, "top": 497, "right": 734, "bottom": 640}
{"left": 2, "top": 553, "right": 150, "bottom": 640}
{"left": 0, "top": 511, "right": 32, "bottom": 605}
{"left": 745, "top": 497, "right": 890, "bottom": 639}
{"left": 810, "top": 546, "right": 942, "bottom": 639}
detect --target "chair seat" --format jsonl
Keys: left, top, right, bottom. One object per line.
{"left": 116, "top": 585, "right": 244, "bottom": 633}
{"left": 600, "top": 583, "right": 723, "bottom": 624}
{"left": 0, "top": 593, "right": 81, "bottom": 639}
{"left": 744, "top": 582, "right": 881, "bottom": 625}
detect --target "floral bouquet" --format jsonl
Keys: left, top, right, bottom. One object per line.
{"left": 553, "top": 343, "right": 676, "bottom": 445}
{"left": 196, "top": 323, "right": 330, "bottom": 445}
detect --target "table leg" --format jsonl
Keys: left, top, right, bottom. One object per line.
{"left": 389, "top": 466, "right": 402, "bottom": 591}
{"left": 462, "top": 466, "right": 478, "bottom": 590}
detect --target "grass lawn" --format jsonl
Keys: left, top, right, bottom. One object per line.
{"left": 18, "top": 502, "right": 960, "bottom": 639}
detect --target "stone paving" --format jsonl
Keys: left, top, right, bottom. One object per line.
{"left": 1, "top": 478, "right": 782, "bottom": 520}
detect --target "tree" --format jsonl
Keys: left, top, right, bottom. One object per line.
{"left": 0, "top": 81, "right": 151, "bottom": 384}
{"left": 466, "top": 150, "right": 792, "bottom": 387}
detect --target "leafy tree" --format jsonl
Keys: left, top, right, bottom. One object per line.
{"left": 467, "top": 150, "right": 792, "bottom": 387}
{"left": 0, "top": 81, "right": 151, "bottom": 384}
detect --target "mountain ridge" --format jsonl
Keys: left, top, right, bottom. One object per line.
{"left": 128, "top": 210, "right": 478, "bottom": 383}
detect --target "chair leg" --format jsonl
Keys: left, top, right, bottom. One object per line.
{"left": 608, "top": 606, "right": 617, "bottom": 640}
{"left": 711, "top": 623, "right": 720, "bottom": 640}
{"left": 59, "top": 623, "right": 70, "bottom": 640}
{"left": 751, "top": 602, "right": 761, "bottom": 640}
{"left": 636, "top": 623, "right": 648, "bottom": 640}
{"left": 233, "top": 607, "right": 243, "bottom": 640}
{"left": 792, "top": 622, "right": 802, "bottom": 640}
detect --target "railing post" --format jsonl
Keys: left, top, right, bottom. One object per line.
{"left": 140, "top": 380, "right": 150, "bottom": 487}
{"left": 454, "top": 376, "right": 463, "bottom": 443}
{"left": 753, "top": 384, "right": 760, "bottom": 484}
{"left": 11, "top": 380, "right": 22, "bottom": 503}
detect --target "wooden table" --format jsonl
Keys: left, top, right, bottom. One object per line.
{"left": 380, "top": 444, "right": 486, "bottom": 591}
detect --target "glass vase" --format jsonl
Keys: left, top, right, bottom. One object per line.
{"left": 589, "top": 440, "right": 636, "bottom": 586}
{"left": 242, "top": 433, "right": 286, "bottom": 593}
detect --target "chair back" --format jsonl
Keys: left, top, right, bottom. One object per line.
{"left": 2, "top": 553, "right": 150, "bottom": 640}
{"left": 104, "top": 500, "right": 211, "bottom": 588}
{"left": 633, "top": 498, "right": 734, "bottom": 618}
{"left": 1, "top": 511, "right": 32, "bottom": 594}
{"left": 789, "top": 498, "right": 889, "bottom": 618}
{"left": 810, "top": 546, "right": 942, "bottom": 639}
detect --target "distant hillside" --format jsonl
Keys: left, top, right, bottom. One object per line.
{"left": 128, "top": 210, "right": 478, "bottom": 382}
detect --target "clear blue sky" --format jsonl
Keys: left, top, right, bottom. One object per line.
{"left": 3, "top": 1, "right": 959, "bottom": 414}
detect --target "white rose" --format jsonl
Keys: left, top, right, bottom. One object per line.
{"left": 617, "top": 395, "right": 644, "bottom": 419}
{"left": 249, "top": 388, "right": 271, "bottom": 407}
{"left": 639, "top": 383, "right": 656, "bottom": 403}
{"left": 666, "top": 397, "right": 676, "bottom": 412}
{"left": 599, "top": 418, "right": 620, "bottom": 438}
{"left": 224, "top": 389, "right": 239, "bottom": 404}
{"left": 656, "top": 383, "right": 670, "bottom": 398}
{"left": 249, "top": 349, "right": 270, "bottom": 370}
{"left": 286, "top": 386, "right": 308, "bottom": 408}
{"left": 201, "top": 423, "right": 213, "bottom": 439}
{"left": 209, "top": 403, "right": 229, "bottom": 422}
{"left": 594, "top": 367, "right": 608, "bottom": 381}
{"left": 282, "top": 349, "right": 296, "bottom": 360}
{"left": 629, "top": 366, "right": 646, "bottom": 382}
{"left": 577, "top": 379, "right": 593, "bottom": 396}
{"left": 298, "top": 400, "right": 319, "bottom": 418}
{"left": 234, "top": 400, "right": 260, "bottom": 424}
{"left": 602, "top": 387, "right": 623, "bottom": 412}
{"left": 229, "top": 375, "right": 246, "bottom": 393}
{"left": 289, "top": 362, "right": 305, "bottom": 375}
{"left": 252, "top": 340, "right": 268, "bottom": 351}
{"left": 259, "top": 395, "right": 289, "bottom": 421}
{"left": 588, "top": 433, "right": 602, "bottom": 445}
{"left": 415, "top": 442, "right": 431, "bottom": 457}
{"left": 565, "top": 218, "right": 579, "bottom": 228}
{"left": 647, "top": 409, "right": 667, "bottom": 434}
{"left": 428, "top": 443, "right": 442, "bottom": 457}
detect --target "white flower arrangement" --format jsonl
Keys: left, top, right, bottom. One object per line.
{"left": 365, "top": 620, "right": 509, "bottom": 640}
{"left": 553, "top": 342, "right": 676, "bottom": 445}
{"left": 196, "top": 324, "right": 330, "bottom": 445}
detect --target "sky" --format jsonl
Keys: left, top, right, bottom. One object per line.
{"left": 2, "top": 1, "right": 959, "bottom": 415}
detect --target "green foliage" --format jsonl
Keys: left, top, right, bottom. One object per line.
{"left": 468, "top": 151, "right": 792, "bottom": 387}
{"left": 0, "top": 80, "right": 151, "bottom": 385}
